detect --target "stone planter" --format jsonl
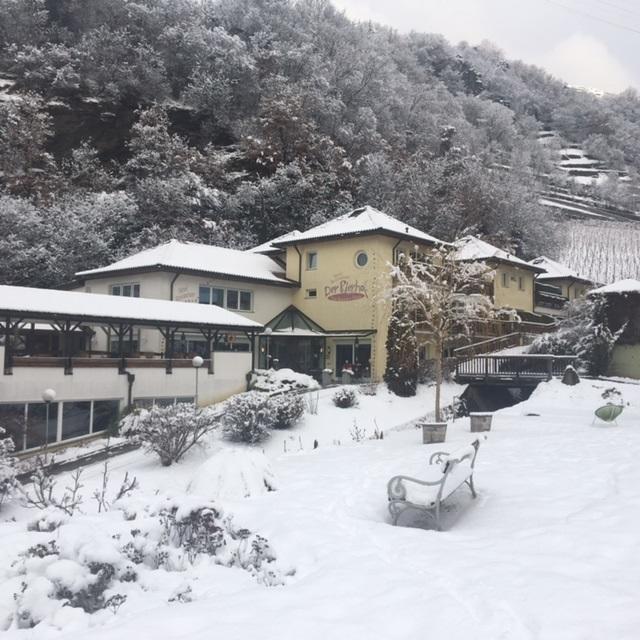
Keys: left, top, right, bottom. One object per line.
{"left": 421, "top": 421, "right": 448, "bottom": 444}
{"left": 470, "top": 412, "right": 493, "bottom": 433}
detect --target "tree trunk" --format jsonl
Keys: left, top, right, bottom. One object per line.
{"left": 435, "top": 342, "right": 443, "bottom": 423}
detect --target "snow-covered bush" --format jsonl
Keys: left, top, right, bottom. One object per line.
{"left": 222, "top": 392, "right": 275, "bottom": 444}
{"left": 20, "top": 459, "right": 84, "bottom": 516}
{"left": 188, "top": 449, "right": 277, "bottom": 500}
{"left": 124, "top": 403, "right": 218, "bottom": 466}
{"left": 270, "top": 393, "right": 305, "bottom": 429}
{"left": 10, "top": 495, "right": 287, "bottom": 628}
{"left": 249, "top": 368, "right": 319, "bottom": 393}
{"left": 332, "top": 388, "right": 358, "bottom": 408}
{"left": 529, "top": 297, "right": 624, "bottom": 376}
{"left": 0, "top": 427, "right": 19, "bottom": 510}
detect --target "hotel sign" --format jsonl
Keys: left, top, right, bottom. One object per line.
{"left": 324, "top": 278, "right": 368, "bottom": 302}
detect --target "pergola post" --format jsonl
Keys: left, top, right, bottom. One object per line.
{"left": 158, "top": 326, "right": 177, "bottom": 374}
{"left": 3, "top": 316, "right": 16, "bottom": 375}
{"left": 199, "top": 327, "right": 216, "bottom": 374}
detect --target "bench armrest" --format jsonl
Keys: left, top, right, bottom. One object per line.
{"left": 429, "top": 451, "right": 449, "bottom": 465}
{"left": 388, "top": 474, "right": 445, "bottom": 501}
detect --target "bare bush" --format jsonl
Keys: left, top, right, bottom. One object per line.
{"left": 124, "top": 403, "right": 218, "bottom": 466}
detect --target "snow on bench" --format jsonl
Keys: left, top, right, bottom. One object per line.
{"left": 387, "top": 438, "right": 483, "bottom": 530}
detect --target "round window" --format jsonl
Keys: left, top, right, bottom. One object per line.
{"left": 355, "top": 251, "right": 368, "bottom": 267}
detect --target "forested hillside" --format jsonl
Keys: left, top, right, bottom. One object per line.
{"left": 1, "top": 0, "right": 640, "bottom": 287}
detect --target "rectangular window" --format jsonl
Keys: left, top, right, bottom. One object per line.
{"left": 92, "top": 400, "right": 120, "bottom": 433}
{"left": 226, "top": 289, "right": 239, "bottom": 309}
{"left": 306, "top": 251, "right": 318, "bottom": 270}
{"left": 198, "top": 286, "right": 210, "bottom": 305}
{"left": 306, "top": 288, "right": 317, "bottom": 298}
{"left": 518, "top": 277, "right": 525, "bottom": 291}
{"left": 502, "top": 273, "right": 509, "bottom": 288}
{"left": 239, "top": 291, "right": 252, "bottom": 311}
{"left": 111, "top": 283, "right": 140, "bottom": 297}
{"left": 62, "top": 401, "right": 91, "bottom": 440}
{"left": 0, "top": 403, "right": 27, "bottom": 452}
{"left": 25, "top": 402, "right": 59, "bottom": 449}
{"left": 212, "top": 288, "right": 224, "bottom": 307}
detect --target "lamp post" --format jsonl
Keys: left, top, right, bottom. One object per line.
{"left": 192, "top": 355, "right": 204, "bottom": 408}
{"left": 41, "top": 388, "right": 56, "bottom": 454}
{"left": 264, "top": 327, "right": 273, "bottom": 369}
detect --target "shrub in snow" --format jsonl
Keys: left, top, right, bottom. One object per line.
{"left": 27, "top": 507, "right": 68, "bottom": 532}
{"left": 20, "top": 460, "right": 84, "bottom": 516}
{"left": 249, "top": 368, "right": 319, "bottom": 393}
{"left": 12, "top": 540, "right": 132, "bottom": 628}
{"left": 529, "top": 296, "right": 625, "bottom": 376}
{"left": 124, "top": 403, "right": 218, "bottom": 466}
{"left": 305, "top": 391, "right": 319, "bottom": 415}
{"left": 332, "top": 388, "right": 358, "bottom": 409}
{"left": 0, "top": 427, "right": 19, "bottom": 510}
{"left": 270, "top": 393, "right": 305, "bottom": 429}
{"left": 222, "top": 392, "right": 275, "bottom": 444}
{"left": 188, "top": 449, "right": 277, "bottom": 500}
{"left": 11, "top": 495, "right": 286, "bottom": 627}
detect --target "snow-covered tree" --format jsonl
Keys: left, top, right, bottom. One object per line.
{"left": 386, "top": 246, "right": 496, "bottom": 419}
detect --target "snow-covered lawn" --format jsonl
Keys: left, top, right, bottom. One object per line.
{"left": 2, "top": 379, "right": 640, "bottom": 638}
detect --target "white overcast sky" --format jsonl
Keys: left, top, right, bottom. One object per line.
{"left": 331, "top": 0, "right": 640, "bottom": 93}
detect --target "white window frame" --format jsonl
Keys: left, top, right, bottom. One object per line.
{"left": 306, "top": 251, "right": 318, "bottom": 270}
{"left": 110, "top": 282, "right": 140, "bottom": 297}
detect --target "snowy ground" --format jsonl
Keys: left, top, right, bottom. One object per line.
{"left": 2, "top": 379, "right": 640, "bottom": 639}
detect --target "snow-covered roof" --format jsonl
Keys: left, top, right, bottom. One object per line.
{"left": 452, "top": 236, "right": 544, "bottom": 272}
{"left": 76, "top": 240, "right": 292, "bottom": 286}
{"left": 271, "top": 206, "right": 444, "bottom": 247}
{"left": 590, "top": 279, "right": 640, "bottom": 295}
{"left": 249, "top": 230, "right": 302, "bottom": 255}
{"left": 528, "top": 256, "right": 593, "bottom": 283}
{"left": 0, "top": 285, "right": 262, "bottom": 330}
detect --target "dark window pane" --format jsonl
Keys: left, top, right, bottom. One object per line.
{"left": 175, "top": 397, "right": 194, "bottom": 404}
{"left": 212, "top": 288, "right": 224, "bottom": 307}
{"left": 62, "top": 401, "right": 91, "bottom": 440}
{"left": 92, "top": 400, "right": 120, "bottom": 433}
{"left": 227, "top": 289, "right": 239, "bottom": 309}
{"left": 240, "top": 291, "right": 252, "bottom": 311}
{"left": 133, "top": 398, "right": 154, "bottom": 410}
{"left": 0, "top": 404, "right": 26, "bottom": 452}
{"left": 133, "top": 284, "right": 140, "bottom": 297}
{"left": 155, "top": 397, "right": 174, "bottom": 407}
{"left": 122, "top": 285, "right": 131, "bottom": 297}
{"left": 199, "top": 286, "right": 210, "bottom": 304}
{"left": 26, "top": 402, "right": 59, "bottom": 449}
{"left": 112, "top": 286, "right": 120, "bottom": 296}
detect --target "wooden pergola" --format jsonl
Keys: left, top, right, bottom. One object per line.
{"left": 0, "top": 285, "right": 263, "bottom": 376}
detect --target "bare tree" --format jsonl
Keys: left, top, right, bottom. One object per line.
{"left": 387, "top": 246, "right": 498, "bottom": 421}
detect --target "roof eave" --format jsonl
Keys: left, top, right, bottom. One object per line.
{"left": 272, "top": 228, "right": 446, "bottom": 248}
{"left": 75, "top": 264, "right": 298, "bottom": 288}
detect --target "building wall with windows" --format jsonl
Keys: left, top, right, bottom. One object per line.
{"left": 493, "top": 264, "right": 536, "bottom": 313}
{"left": 78, "top": 272, "right": 293, "bottom": 355}
{"left": 282, "top": 235, "right": 439, "bottom": 379}
{"left": 0, "top": 347, "right": 251, "bottom": 451}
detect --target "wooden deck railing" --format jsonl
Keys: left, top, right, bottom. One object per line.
{"left": 455, "top": 354, "right": 576, "bottom": 384}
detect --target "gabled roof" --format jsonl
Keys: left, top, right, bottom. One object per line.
{"left": 271, "top": 206, "right": 444, "bottom": 247}
{"left": 0, "top": 285, "right": 262, "bottom": 331}
{"left": 452, "top": 236, "right": 544, "bottom": 272}
{"left": 248, "top": 230, "right": 302, "bottom": 255}
{"left": 590, "top": 279, "right": 640, "bottom": 295}
{"left": 76, "top": 240, "right": 294, "bottom": 286}
{"left": 529, "top": 256, "right": 593, "bottom": 284}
